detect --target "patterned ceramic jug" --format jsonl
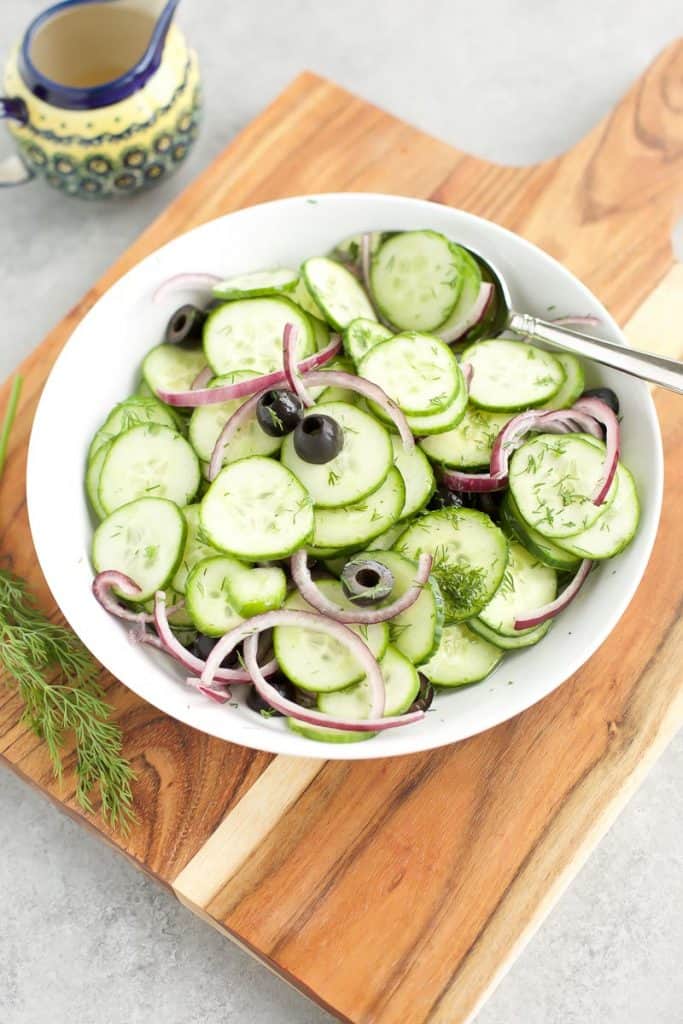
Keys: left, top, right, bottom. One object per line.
{"left": 0, "top": 0, "right": 200, "bottom": 198}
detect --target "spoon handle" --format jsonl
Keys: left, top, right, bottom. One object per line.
{"left": 508, "top": 312, "right": 683, "bottom": 395}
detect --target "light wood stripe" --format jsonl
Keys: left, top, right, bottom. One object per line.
{"left": 625, "top": 264, "right": 683, "bottom": 359}
{"left": 172, "top": 756, "right": 324, "bottom": 908}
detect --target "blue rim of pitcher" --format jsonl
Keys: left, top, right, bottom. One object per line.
{"left": 18, "top": 0, "right": 179, "bottom": 111}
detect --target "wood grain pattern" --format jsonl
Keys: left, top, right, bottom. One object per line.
{"left": 1, "top": 38, "right": 682, "bottom": 1024}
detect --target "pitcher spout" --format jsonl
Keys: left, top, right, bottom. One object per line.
{"left": 18, "top": 0, "right": 183, "bottom": 110}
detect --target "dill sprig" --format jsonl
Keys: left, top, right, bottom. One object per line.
{"left": 0, "top": 570, "right": 136, "bottom": 832}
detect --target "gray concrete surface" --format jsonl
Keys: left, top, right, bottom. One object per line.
{"left": 1, "top": 2, "right": 681, "bottom": 1022}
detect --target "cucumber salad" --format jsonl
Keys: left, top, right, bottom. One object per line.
{"left": 88, "top": 228, "right": 639, "bottom": 744}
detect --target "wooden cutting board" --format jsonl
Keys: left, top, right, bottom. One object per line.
{"left": 2, "top": 41, "right": 682, "bottom": 1024}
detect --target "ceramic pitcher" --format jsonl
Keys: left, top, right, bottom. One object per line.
{"left": 0, "top": 0, "right": 200, "bottom": 197}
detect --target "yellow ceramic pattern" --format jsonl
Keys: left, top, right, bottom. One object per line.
{"left": 2, "top": 26, "right": 200, "bottom": 197}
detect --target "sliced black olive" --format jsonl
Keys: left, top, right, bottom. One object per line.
{"left": 472, "top": 490, "right": 504, "bottom": 521}
{"left": 293, "top": 413, "right": 344, "bottom": 464}
{"left": 293, "top": 687, "right": 318, "bottom": 709}
{"left": 341, "top": 558, "right": 394, "bottom": 605}
{"left": 581, "top": 386, "right": 620, "bottom": 416}
{"left": 256, "top": 389, "right": 303, "bottom": 437}
{"left": 165, "top": 304, "right": 207, "bottom": 347}
{"left": 246, "top": 672, "right": 295, "bottom": 717}
{"left": 190, "top": 633, "right": 239, "bottom": 668}
{"left": 428, "top": 487, "right": 476, "bottom": 511}
{"left": 409, "top": 675, "right": 434, "bottom": 713}
{"left": 428, "top": 486, "right": 503, "bottom": 520}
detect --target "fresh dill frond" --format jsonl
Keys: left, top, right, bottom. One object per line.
{"left": 0, "top": 570, "right": 136, "bottom": 833}
{"left": 430, "top": 548, "right": 488, "bottom": 620}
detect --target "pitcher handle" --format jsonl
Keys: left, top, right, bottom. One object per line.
{"left": 0, "top": 97, "right": 34, "bottom": 187}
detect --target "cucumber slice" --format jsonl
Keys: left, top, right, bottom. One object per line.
{"left": 367, "top": 522, "right": 408, "bottom": 552}
{"left": 200, "top": 456, "right": 314, "bottom": 559}
{"left": 395, "top": 508, "right": 508, "bottom": 623}
{"left": 538, "top": 353, "right": 585, "bottom": 409}
{"left": 301, "top": 257, "right": 376, "bottom": 330}
{"left": 419, "top": 405, "right": 512, "bottom": 469}
{"left": 204, "top": 296, "right": 315, "bottom": 376}
{"left": 343, "top": 318, "right": 393, "bottom": 366}
{"left": 98, "top": 423, "right": 200, "bottom": 515}
{"left": 281, "top": 402, "right": 392, "bottom": 509}
{"left": 359, "top": 333, "right": 462, "bottom": 416}
{"left": 188, "top": 370, "right": 282, "bottom": 465}
{"left": 170, "top": 504, "right": 219, "bottom": 594}
{"left": 391, "top": 436, "right": 435, "bottom": 519}
{"left": 462, "top": 339, "right": 565, "bottom": 411}
{"left": 313, "top": 356, "right": 360, "bottom": 406}
{"left": 500, "top": 493, "right": 581, "bottom": 572}
{"left": 143, "top": 345, "right": 208, "bottom": 397}
{"left": 286, "top": 719, "right": 375, "bottom": 744}
{"left": 310, "top": 467, "right": 405, "bottom": 550}
{"left": 331, "top": 231, "right": 384, "bottom": 265}
{"left": 86, "top": 441, "right": 110, "bottom": 520}
{"left": 292, "top": 278, "right": 326, "bottom": 320}
{"left": 224, "top": 562, "right": 287, "bottom": 616}
{"left": 317, "top": 645, "right": 419, "bottom": 719}
{"left": 135, "top": 379, "right": 154, "bottom": 398}
{"left": 403, "top": 382, "right": 469, "bottom": 436}
{"left": 212, "top": 267, "right": 298, "bottom": 300}
{"left": 309, "top": 315, "right": 331, "bottom": 351}
{"left": 185, "top": 556, "right": 244, "bottom": 637}
{"left": 553, "top": 463, "right": 639, "bottom": 560}
{"left": 353, "top": 549, "right": 443, "bottom": 665}
{"left": 468, "top": 616, "right": 551, "bottom": 649}
{"left": 421, "top": 622, "right": 503, "bottom": 686}
{"left": 509, "top": 433, "right": 618, "bottom": 539}
{"left": 435, "top": 247, "right": 483, "bottom": 342}
{"left": 274, "top": 580, "right": 389, "bottom": 692}
{"left": 478, "top": 540, "right": 557, "bottom": 637}
{"left": 88, "top": 395, "right": 179, "bottom": 464}
{"left": 370, "top": 231, "right": 464, "bottom": 331}
{"left": 92, "top": 497, "right": 186, "bottom": 602}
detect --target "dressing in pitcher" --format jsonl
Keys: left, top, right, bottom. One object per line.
{"left": 1, "top": 0, "right": 200, "bottom": 197}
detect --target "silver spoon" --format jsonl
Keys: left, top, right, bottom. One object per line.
{"left": 465, "top": 246, "right": 683, "bottom": 394}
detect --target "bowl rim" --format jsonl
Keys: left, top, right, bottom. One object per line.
{"left": 26, "top": 192, "right": 664, "bottom": 759}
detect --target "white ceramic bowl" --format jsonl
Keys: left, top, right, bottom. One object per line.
{"left": 27, "top": 194, "right": 663, "bottom": 759}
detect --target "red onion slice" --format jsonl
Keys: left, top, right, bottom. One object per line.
{"left": 440, "top": 282, "right": 495, "bottom": 344}
{"left": 290, "top": 550, "right": 432, "bottom": 623}
{"left": 283, "top": 323, "right": 314, "bottom": 408}
{"left": 197, "top": 609, "right": 387, "bottom": 719}
{"left": 92, "top": 570, "right": 184, "bottom": 623}
{"left": 191, "top": 366, "right": 213, "bottom": 390}
{"left": 302, "top": 370, "right": 414, "bottom": 451}
{"left": 571, "top": 396, "right": 620, "bottom": 505}
{"left": 552, "top": 315, "right": 601, "bottom": 328}
{"left": 514, "top": 559, "right": 593, "bottom": 630}
{"left": 156, "top": 333, "right": 343, "bottom": 407}
{"left": 489, "top": 410, "right": 545, "bottom": 479}
{"left": 488, "top": 406, "right": 603, "bottom": 482}
{"left": 207, "top": 389, "right": 264, "bottom": 482}
{"left": 461, "top": 362, "right": 473, "bottom": 391}
{"left": 440, "top": 467, "right": 508, "bottom": 493}
{"left": 243, "top": 635, "right": 424, "bottom": 733}
{"left": 129, "top": 629, "right": 231, "bottom": 702}
{"left": 153, "top": 272, "right": 221, "bottom": 304}
{"left": 152, "top": 591, "right": 277, "bottom": 683}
